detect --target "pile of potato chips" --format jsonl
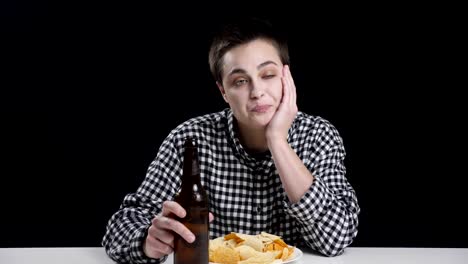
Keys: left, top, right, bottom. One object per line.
{"left": 209, "top": 232, "right": 295, "bottom": 264}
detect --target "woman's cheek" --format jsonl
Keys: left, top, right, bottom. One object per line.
{"left": 275, "top": 82, "right": 283, "bottom": 101}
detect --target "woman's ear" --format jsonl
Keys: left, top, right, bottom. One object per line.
{"left": 216, "top": 81, "right": 229, "bottom": 103}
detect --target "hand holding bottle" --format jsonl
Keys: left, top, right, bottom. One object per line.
{"left": 143, "top": 201, "right": 214, "bottom": 259}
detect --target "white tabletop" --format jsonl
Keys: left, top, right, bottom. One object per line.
{"left": 0, "top": 247, "right": 467, "bottom": 264}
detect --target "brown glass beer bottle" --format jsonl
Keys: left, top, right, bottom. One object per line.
{"left": 174, "top": 138, "right": 209, "bottom": 264}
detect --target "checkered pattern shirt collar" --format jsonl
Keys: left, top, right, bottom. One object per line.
{"left": 224, "top": 108, "right": 297, "bottom": 169}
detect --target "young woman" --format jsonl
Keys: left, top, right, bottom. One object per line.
{"left": 103, "top": 18, "right": 360, "bottom": 263}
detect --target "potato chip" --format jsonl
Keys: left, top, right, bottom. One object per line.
{"left": 237, "top": 251, "right": 277, "bottom": 264}
{"left": 209, "top": 237, "right": 225, "bottom": 262}
{"left": 264, "top": 243, "right": 274, "bottom": 252}
{"left": 260, "top": 232, "right": 281, "bottom": 241}
{"left": 224, "top": 238, "right": 238, "bottom": 249}
{"left": 280, "top": 247, "right": 289, "bottom": 261}
{"left": 235, "top": 245, "right": 258, "bottom": 260}
{"left": 209, "top": 231, "right": 295, "bottom": 264}
{"left": 237, "top": 235, "right": 264, "bottom": 252}
{"left": 287, "top": 246, "right": 294, "bottom": 257}
{"left": 257, "top": 236, "right": 273, "bottom": 243}
{"left": 212, "top": 246, "right": 240, "bottom": 264}
{"left": 225, "top": 232, "right": 243, "bottom": 243}
{"left": 210, "top": 237, "right": 225, "bottom": 250}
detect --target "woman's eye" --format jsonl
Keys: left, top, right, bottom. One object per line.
{"left": 263, "top": 74, "right": 276, "bottom": 79}
{"left": 234, "top": 79, "right": 248, "bottom": 86}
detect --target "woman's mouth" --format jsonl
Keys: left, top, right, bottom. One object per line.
{"left": 251, "top": 105, "right": 271, "bottom": 113}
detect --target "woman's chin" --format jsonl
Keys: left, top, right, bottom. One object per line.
{"left": 249, "top": 114, "right": 273, "bottom": 127}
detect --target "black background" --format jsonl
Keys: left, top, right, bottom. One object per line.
{"left": 1, "top": 1, "right": 466, "bottom": 248}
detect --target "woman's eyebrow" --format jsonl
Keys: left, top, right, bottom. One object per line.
{"left": 257, "top": 60, "right": 278, "bottom": 70}
{"left": 228, "top": 68, "right": 247, "bottom": 77}
{"left": 227, "top": 61, "right": 278, "bottom": 77}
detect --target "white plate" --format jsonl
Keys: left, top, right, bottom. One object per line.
{"left": 209, "top": 248, "right": 303, "bottom": 264}
{"left": 283, "top": 248, "right": 303, "bottom": 263}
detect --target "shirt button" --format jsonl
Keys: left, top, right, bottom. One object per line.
{"left": 256, "top": 206, "right": 262, "bottom": 213}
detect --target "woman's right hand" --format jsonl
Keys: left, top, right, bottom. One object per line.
{"left": 143, "top": 201, "right": 213, "bottom": 259}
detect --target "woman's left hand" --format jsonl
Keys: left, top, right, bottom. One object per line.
{"left": 266, "top": 65, "right": 298, "bottom": 143}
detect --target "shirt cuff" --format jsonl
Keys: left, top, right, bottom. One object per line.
{"left": 130, "top": 225, "right": 167, "bottom": 264}
{"left": 283, "top": 177, "right": 335, "bottom": 223}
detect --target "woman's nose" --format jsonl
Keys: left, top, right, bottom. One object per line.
{"left": 250, "top": 81, "right": 265, "bottom": 99}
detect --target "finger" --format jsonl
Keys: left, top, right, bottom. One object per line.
{"left": 284, "top": 65, "right": 293, "bottom": 102}
{"left": 287, "top": 65, "right": 297, "bottom": 105}
{"left": 148, "top": 225, "right": 175, "bottom": 247}
{"left": 281, "top": 70, "right": 289, "bottom": 105}
{"left": 144, "top": 238, "right": 163, "bottom": 259}
{"left": 162, "top": 201, "right": 186, "bottom": 218}
{"left": 284, "top": 65, "right": 295, "bottom": 106}
{"left": 153, "top": 215, "right": 195, "bottom": 243}
{"left": 209, "top": 212, "right": 214, "bottom": 222}
{"left": 149, "top": 235, "right": 174, "bottom": 256}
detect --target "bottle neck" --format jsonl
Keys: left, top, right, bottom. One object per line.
{"left": 181, "top": 140, "right": 202, "bottom": 187}
{"left": 181, "top": 172, "right": 202, "bottom": 189}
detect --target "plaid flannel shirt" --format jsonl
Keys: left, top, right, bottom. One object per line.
{"left": 102, "top": 108, "right": 360, "bottom": 263}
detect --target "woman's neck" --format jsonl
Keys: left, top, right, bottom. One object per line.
{"left": 235, "top": 120, "right": 268, "bottom": 154}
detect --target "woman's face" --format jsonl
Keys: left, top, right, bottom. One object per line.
{"left": 218, "top": 39, "right": 284, "bottom": 129}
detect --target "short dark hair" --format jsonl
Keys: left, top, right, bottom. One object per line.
{"left": 208, "top": 17, "right": 290, "bottom": 84}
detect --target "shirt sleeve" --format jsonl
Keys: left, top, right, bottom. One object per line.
{"left": 102, "top": 134, "right": 182, "bottom": 263}
{"left": 283, "top": 119, "right": 360, "bottom": 256}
